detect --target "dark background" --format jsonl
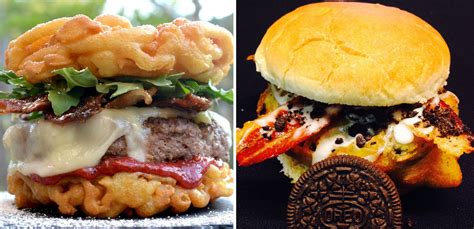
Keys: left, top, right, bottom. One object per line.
{"left": 236, "top": 0, "right": 474, "bottom": 228}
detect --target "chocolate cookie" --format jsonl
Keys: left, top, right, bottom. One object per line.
{"left": 287, "top": 155, "right": 402, "bottom": 228}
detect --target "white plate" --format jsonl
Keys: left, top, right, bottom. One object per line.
{"left": 0, "top": 191, "right": 234, "bottom": 227}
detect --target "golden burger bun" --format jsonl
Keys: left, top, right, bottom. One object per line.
{"left": 6, "top": 15, "right": 233, "bottom": 84}
{"left": 254, "top": 2, "right": 450, "bottom": 106}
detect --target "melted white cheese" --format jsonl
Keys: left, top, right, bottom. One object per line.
{"left": 312, "top": 131, "right": 355, "bottom": 163}
{"left": 5, "top": 107, "right": 229, "bottom": 177}
{"left": 270, "top": 84, "right": 294, "bottom": 105}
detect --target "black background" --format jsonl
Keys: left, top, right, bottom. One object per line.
{"left": 236, "top": 0, "right": 474, "bottom": 228}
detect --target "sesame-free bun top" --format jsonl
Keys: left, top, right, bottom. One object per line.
{"left": 254, "top": 2, "right": 450, "bottom": 106}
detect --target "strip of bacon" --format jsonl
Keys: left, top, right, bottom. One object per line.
{"left": 0, "top": 92, "right": 212, "bottom": 124}
{"left": 44, "top": 95, "right": 104, "bottom": 124}
{"left": 237, "top": 100, "right": 339, "bottom": 166}
{"left": 153, "top": 94, "right": 212, "bottom": 112}
{"left": 0, "top": 95, "right": 49, "bottom": 114}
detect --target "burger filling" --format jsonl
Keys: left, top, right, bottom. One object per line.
{"left": 237, "top": 85, "right": 473, "bottom": 187}
{"left": 0, "top": 68, "right": 232, "bottom": 189}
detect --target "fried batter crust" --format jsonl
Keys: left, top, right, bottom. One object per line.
{"left": 6, "top": 15, "right": 233, "bottom": 84}
{"left": 7, "top": 163, "right": 233, "bottom": 218}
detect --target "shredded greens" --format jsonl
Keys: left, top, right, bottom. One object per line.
{"left": 0, "top": 68, "right": 233, "bottom": 116}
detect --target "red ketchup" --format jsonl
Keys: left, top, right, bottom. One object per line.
{"left": 29, "top": 156, "right": 222, "bottom": 189}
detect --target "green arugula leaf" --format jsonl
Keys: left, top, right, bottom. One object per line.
{"left": 0, "top": 92, "right": 11, "bottom": 99}
{"left": 0, "top": 70, "right": 34, "bottom": 89}
{"left": 95, "top": 83, "right": 111, "bottom": 94}
{"left": 24, "top": 111, "right": 44, "bottom": 121}
{"left": 0, "top": 68, "right": 233, "bottom": 118}
{"left": 206, "top": 81, "right": 234, "bottom": 103}
{"left": 104, "top": 82, "right": 143, "bottom": 98}
{"left": 176, "top": 80, "right": 191, "bottom": 94}
{"left": 47, "top": 88, "right": 83, "bottom": 116}
{"left": 0, "top": 70, "right": 44, "bottom": 99}
{"left": 52, "top": 68, "right": 98, "bottom": 91}
{"left": 180, "top": 80, "right": 233, "bottom": 103}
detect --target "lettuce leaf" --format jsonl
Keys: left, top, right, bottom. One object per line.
{"left": 0, "top": 68, "right": 233, "bottom": 116}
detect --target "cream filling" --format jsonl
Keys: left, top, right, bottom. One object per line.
{"left": 311, "top": 106, "right": 434, "bottom": 163}
{"left": 5, "top": 107, "right": 230, "bottom": 177}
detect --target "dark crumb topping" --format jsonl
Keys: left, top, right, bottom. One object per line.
{"left": 262, "top": 98, "right": 329, "bottom": 136}
{"left": 394, "top": 148, "right": 402, "bottom": 154}
{"left": 355, "top": 134, "right": 366, "bottom": 148}
{"left": 335, "top": 138, "right": 344, "bottom": 144}
{"left": 423, "top": 102, "right": 467, "bottom": 137}
{"left": 310, "top": 103, "right": 326, "bottom": 119}
{"left": 274, "top": 113, "right": 288, "bottom": 132}
{"left": 262, "top": 132, "right": 272, "bottom": 140}
{"left": 402, "top": 110, "right": 418, "bottom": 119}
{"left": 343, "top": 107, "right": 393, "bottom": 141}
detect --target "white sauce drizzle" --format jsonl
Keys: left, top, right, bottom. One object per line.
{"left": 292, "top": 117, "right": 329, "bottom": 141}
{"left": 393, "top": 124, "right": 414, "bottom": 144}
{"left": 377, "top": 125, "right": 394, "bottom": 156}
{"left": 254, "top": 106, "right": 284, "bottom": 127}
{"left": 392, "top": 107, "right": 433, "bottom": 145}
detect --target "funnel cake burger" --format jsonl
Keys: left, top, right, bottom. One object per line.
{"left": 237, "top": 2, "right": 473, "bottom": 189}
{"left": 1, "top": 15, "right": 233, "bottom": 217}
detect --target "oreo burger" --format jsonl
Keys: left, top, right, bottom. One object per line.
{"left": 1, "top": 15, "right": 233, "bottom": 217}
{"left": 237, "top": 2, "right": 473, "bottom": 189}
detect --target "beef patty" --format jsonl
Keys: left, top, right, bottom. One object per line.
{"left": 105, "top": 117, "right": 229, "bottom": 162}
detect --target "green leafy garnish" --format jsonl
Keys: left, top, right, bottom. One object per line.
{"left": 52, "top": 68, "right": 98, "bottom": 90}
{"left": 0, "top": 68, "right": 233, "bottom": 116}
{"left": 104, "top": 82, "right": 144, "bottom": 98}
{"left": 177, "top": 80, "right": 233, "bottom": 103}
{"left": 0, "top": 70, "right": 43, "bottom": 99}
{"left": 47, "top": 88, "right": 83, "bottom": 116}
{"left": 24, "top": 111, "right": 44, "bottom": 121}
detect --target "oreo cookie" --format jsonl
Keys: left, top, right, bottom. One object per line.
{"left": 287, "top": 155, "right": 402, "bottom": 228}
